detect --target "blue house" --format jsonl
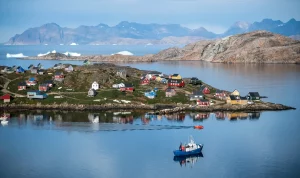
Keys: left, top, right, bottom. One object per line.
{"left": 144, "top": 90, "right": 157, "bottom": 99}
{"left": 16, "top": 66, "right": 25, "bottom": 73}
{"left": 27, "top": 91, "right": 47, "bottom": 99}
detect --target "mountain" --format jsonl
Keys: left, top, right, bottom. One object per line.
{"left": 6, "top": 21, "right": 217, "bottom": 45}
{"left": 154, "top": 31, "right": 300, "bottom": 63}
{"left": 222, "top": 18, "right": 300, "bottom": 38}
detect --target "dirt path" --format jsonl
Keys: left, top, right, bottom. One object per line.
{"left": 0, "top": 76, "right": 26, "bottom": 97}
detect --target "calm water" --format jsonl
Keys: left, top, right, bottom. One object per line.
{"left": 1, "top": 45, "right": 300, "bottom": 178}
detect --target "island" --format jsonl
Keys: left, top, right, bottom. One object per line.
{"left": 19, "top": 31, "right": 300, "bottom": 64}
{"left": 0, "top": 63, "right": 295, "bottom": 114}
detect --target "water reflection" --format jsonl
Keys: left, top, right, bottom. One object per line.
{"left": 173, "top": 153, "right": 204, "bottom": 168}
{"left": 1, "top": 111, "right": 261, "bottom": 131}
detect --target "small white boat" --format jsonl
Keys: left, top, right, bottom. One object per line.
{"left": 1, "top": 120, "right": 8, "bottom": 125}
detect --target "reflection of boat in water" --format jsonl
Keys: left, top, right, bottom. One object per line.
{"left": 1, "top": 120, "right": 8, "bottom": 125}
{"left": 173, "top": 153, "right": 203, "bottom": 167}
{"left": 173, "top": 136, "right": 203, "bottom": 156}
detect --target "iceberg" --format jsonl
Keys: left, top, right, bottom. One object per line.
{"left": 70, "top": 43, "right": 78, "bottom": 45}
{"left": 37, "top": 50, "right": 57, "bottom": 57}
{"left": 63, "top": 51, "right": 81, "bottom": 57}
{"left": 112, "top": 51, "right": 134, "bottom": 56}
{"left": 6, "top": 53, "right": 28, "bottom": 58}
{"left": 52, "top": 50, "right": 56, "bottom": 53}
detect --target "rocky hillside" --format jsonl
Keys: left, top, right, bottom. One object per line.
{"left": 154, "top": 31, "right": 300, "bottom": 63}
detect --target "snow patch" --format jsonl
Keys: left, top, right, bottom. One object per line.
{"left": 63, "top": 51, "right": 81, "bottom": 57}
{"left": 70, "top": 43, "right": 78, "bottom": 45}
{"left": 6, "top": 53, "right": 28, "bottom": 58}
{"left": 112, "top": 51, "right": 134, "bottom": 56}
{"left": 278, "top": 24, "right": 284, "bottom": 27}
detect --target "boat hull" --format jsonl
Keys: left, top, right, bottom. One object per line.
{"left": 173, "top": 145, "right": 203, "bottom": 156}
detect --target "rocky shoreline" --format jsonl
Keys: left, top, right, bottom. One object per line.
{"left": 1, "top": 102, "right": 295, "bottom": 114}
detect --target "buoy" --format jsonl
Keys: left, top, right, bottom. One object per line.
{"left": 194, "top": 125, "right": 204, "bottom": 129}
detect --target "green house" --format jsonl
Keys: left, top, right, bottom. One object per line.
{"left": 83, "top": 60, "right": 90, "bottom": 65}
{"left": 247, "top": 92, "right": 261, "bottom": 101}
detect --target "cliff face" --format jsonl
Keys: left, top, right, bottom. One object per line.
{"left": 154, "top": 31, "right": 300, "bottom": 63}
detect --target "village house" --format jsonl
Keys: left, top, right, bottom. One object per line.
{"left": 120, "top": 83, "right": 134, "bottom": 92}
{"left": 247, "top": 92, "right": 261, "bottom": 101}
{"left": 53, "top": 63, "right": 65, "bottom": 69}
{"left": 0, "top": 94, "right": 11, "bottom": 103}
{"left": 16, "top": 66, "right": 25, "bottom": 73}
{"left": 27, "top": 91, "right": 47, "bottom": 99}
{"left": 231, "top": 89, "right": 240, "bottom": 96}
{"left": 165, "top": 87, "right": 176, "bottom": 97}
{"left": 189, "top": 77, "right": 202, "bottom": 85}
{"left": 18, "top": 82, "right": 27, "bottom": 90}
{"left": 31, "top": 67, "right": 38, "bottom": 74}
{"left": 214, "top": 89, "right": 227, "bottom": 100}
{"left": 83, "top": 60, "right": 90, "bottom": 65}
{"left": 28, "top": 64, "right": 34, "bottom": 70}
{"left": 2, "top": 67, "right": 14, "bottom": 74}
{"left": 167, "top": 79, "right": 185, "bottom": 87}
{"left": 37, "top": 69, "right": 45, "bottom": 75}
{"left": 26, "top": 77, "right": 37, "bottom": 86}
{"left": 226, "top": 95, "right": 248, "bottom": 105}
{"left": 39, "top": 84, "right": 49, "bottom": 92}
{"left": 197, "top": 99, "right": 210, "bottom": 106}
{"left": 170, "top": 74, "right": 182, "bottom": 80}
{"left": 88, "top": 88, "right": 96, "bottom": 97}
{"left": 144, "top": 90, "right": 157, "bottom": 99}
{"left": 12, "top": 65, "right": 18, "bottom": 71}
{"left": 190, "top": 90, "right": 204, "bottom": 101}
{"left": 54, "top": 71, "right": 64, "bottom": 81}
{"left": 199, "top": 85, "right": 210, "bottom": 94}
{"left": 91, "top": 81, "right": 99, "bottom": 90}
{"left": 140, "top": 77, "right": 150, "bottom": 85}
{"left": 37, "top": 63, "right": 43, "bottom": 69}
{"left": 65, "top": 65, "right": 74, "bottom": 72}
{"left": 44, "top": 80, "right": 54, "bottom": 87}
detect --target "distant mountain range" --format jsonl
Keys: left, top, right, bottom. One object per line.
{"left": 5, "top": 18, "right": 300, "bottom": 45}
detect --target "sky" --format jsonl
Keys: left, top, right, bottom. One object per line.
{"left": 0, "top": 0, "right": 299, "bottom": 42}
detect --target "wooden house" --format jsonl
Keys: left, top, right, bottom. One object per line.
{"left": 37, "top": 63, "right": 43, "bottom": 69}
{"left": 18, "top": 82, "right": 27, "bottom": 90}
{"left": 54, "top": 71, "right": 64, "bottom": 81}
{"left": 83, "top": 60, "right": 90, "bottom": 65}
{"left": 53, "top": 63, "right": 65, "bottom": 69}
{"left": 200, "top": 85, "right": 210, "bottom": 94}
{"left": 227, "top": 95, "right": 247, "bottom": 105}
{"left": 65, "top": 65, "right": 74, "bottom": 72}
{"left": 140, "top": 77, "right": 150, "bottom": 85}
{"left": 3, "top": 67, "right": 14, "bottom": 74}
{"left": 16, "top": 66, "right": 25, "bottom": 73}
{"left": 28, "top": 64, "right": 34, "bottom": 70}
{"left": 165, "top": 88, "right": 176, "bottom": 97}
{"left": 214, "top": 89, "right": 226, "bottom": 100}
{"left": 231, "top": 89, "right": 240, "bottom": 96}
{"left": 91, "top": 81, "right": 99, "bottom": 90}
{"left": 27, "top": 91, "right": 47, "bottom": 99}
{"left": 31, "top": 67, "right": 38, "bottom": 74}
{"left": 88, "top": 88, "right": 96, "bottom": 97}
{"left": 0, "top": 94, "right": 11, "bottom": 103}
{"left": 37, "top": 69, "right": 45, "bottom": 75}
{"left": 120, "top": 83, "right": 134, "bottom": 92}
{"left": 39, "top": 84, "right": 49, "bottom": 92}
{"left": 247, "top": 92, "right": 261, "bottom": 101}
{"left": 189, "top": 77, "right": 201, "bottom": 85}
{"left": 197, "top": 99, "right": 210, "bottom": 106}
{"left": 26, "top": 77, "right": 37, "bottom": 86}
{"left": 169, "top": 74, "right": 182, "bottom": 80}
{"left": 167, "top": 79, "right": 185, "bottom": 87}
{"left": 190, "top": 90, "right": 204, "bottom": 101}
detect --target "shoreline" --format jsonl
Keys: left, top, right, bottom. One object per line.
{"left": 1, "top": 102, "right": 295, "bottom": 114}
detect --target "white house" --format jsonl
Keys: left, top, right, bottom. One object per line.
{"left": 92, "top": 81, "right": 99, "bottom": 90}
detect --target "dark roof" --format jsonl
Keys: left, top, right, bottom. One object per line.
{"left": 37, "top": 69, "right": 45, "bottom": 72}
{"left": 44, "top": 80, "right": 53, "bottom": 84}
{"left": 248, "top": 92, "right": 260, "bottom": 97}
{"left": 55, "top": 71, "right": 63, "bottom": 75}
{"left": 166, "top": 87, "right": 175, "bottom": 92}
{"left": 240, "top": 96, "right": 247, "bottom": 100}
{"left": 39, "top": 83, "right": 48, "bottom": 87}
{"left": 172, "top": 74, "right": 179, "bottom": 77}
{"left": 84, "top": 60, "right": 89, "bottom": 63}
{"left": 18, "top": 82, "right": 27, "bottom": 86}
{"left": 192, "top": 90, "right": 203, "bottom": 96}
{"left": 229, "top": 95, "right": 238, "bottom": 100}
{"left": 199, "top": 85, "right": 209, "bottom": 91}
{"left": 190, "top": 77, "right": 199, "bottom": 80}
{"left": 124, "top": 83, "right": 133, "bottom": 87}
{"left": 199, "top": 99, "right": 209, "bottom": 102}
{"left": 215, "top": 89, "right": 223, "bottom": 93}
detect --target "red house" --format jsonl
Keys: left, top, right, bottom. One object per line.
{"left": 39, "top": 84, "right": 49, "bottom": 92}
{"left": 140, "top": 77, "right": 150, "bottom": 85}
{"left": 167, "top": 79, "right": 185, "bottom": 87}
{"left": 214, "top": 89, "right": 226, "bottom": 99}
{"left": 197, "top": 99, "right": 210, "bottom": 106}
{"left": 120, "top": 83, "right": 134, "bottom": 92}
{"left": 200, "top": 85, "right": 210, "bottom": 94}
{"left": 54, "top": 71, "right": 64, "bottom": 81}
{"left": 18, "top": 82, "right": 27, "bottom": 90}
{"left": 0, "top": 94, "right": 11, "bottom": 103}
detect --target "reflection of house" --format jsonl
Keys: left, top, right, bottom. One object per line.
{"left": 227, "top": 95, "right": 247, "bottom": 105}
{"left": 227, "top": 112, "right": 248, "bottom": 120}
{"left": 197, "top": 99, "right": 210, "bottom": 106}
{"left": 165, "top": 87, "right": 176, "bottom": 97}
{"left": 0, "top": 94, "right": 11, "bottom": 103}
{"left": 190, "top": 90, "right": 204, "bottom": 101}
{"left": 194, "top": 113, "right": 210, "bottom": 120}
{"left": 247, "top": 92, "right": 261, "bottom": 101}
{"left": 215, "top": 112, "right": 226, "bottom": 119}
{"left": 248, "top": 112, "right": 260, "bottom": 119}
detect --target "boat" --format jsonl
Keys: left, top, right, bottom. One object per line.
{"left": 194, "top": 125, "right": 204, "bottom": 129}
{"left": 1, "top": 120, "right": 8, "bottom": 125}
{"left": 173, "top": 153, "right": 203, "bottom": 167}
{"left": 173, "top": 136, "right": 203, "bottom": 156}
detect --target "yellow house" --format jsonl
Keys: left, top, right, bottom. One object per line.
{"left": 231, "top": 89, "right": 240, "bottom": 96}
{"left": 170, "top": 74, "right": 182, "bottom": 80}
{"left": 155, "top": 76, "right": 162, "bottom": 82}
{"left": 227, "top": 95, "right": 247, "bottom": 105}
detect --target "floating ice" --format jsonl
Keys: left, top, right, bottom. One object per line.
{"left": 6, "top": 53, "right": 28, "bottom": 58}
{"left": 112, "top": 51, "right": 134, "bottom": 56}
{"left": 70, "top": 43, "right": 78, "bottom": 45}
{"left": 52, "top": 50, "right": 56, "bottom": 53}
{"left": 38, "top": 51, "right": 50, "bottom": 57}
{"left": 63, "top": 52, "right": 81, "bottom": 57}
